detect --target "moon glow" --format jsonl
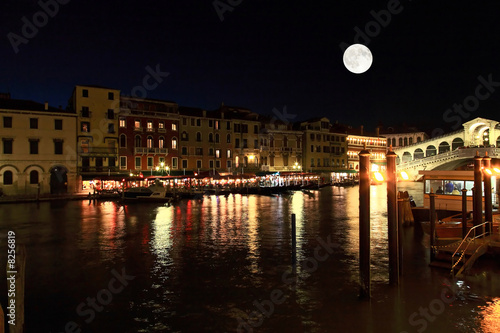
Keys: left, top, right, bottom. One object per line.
{"left": 343, "top": 44, "right": 373, "bottom": 74}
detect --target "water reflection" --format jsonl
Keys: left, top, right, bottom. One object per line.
{"left": 0, "top": 182, "right": 497, "bottom": 333}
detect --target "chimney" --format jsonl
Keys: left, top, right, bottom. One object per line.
{"left": 360, "top": 125, "right": 364, "bottom": 135}
{"left": 375, "top": 127, "right": 379, "bottom": 137}
{"left": 44, "top": 101, "right": 48, "bottom": 110}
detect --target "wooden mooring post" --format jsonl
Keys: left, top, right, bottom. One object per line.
{"left": 359, "top": 147, "right": 371, "bottom": 299}
{"left": 462, "top": 188, "right": 468, "bottom": 239}
{"left": 429, "top": 191, "right": 437, "bottom": 262}
{"left": 291, "top": 213, "right": 297, "bottom": 265}
{"left": 386, "top": 148, "right": 399, "bottom": 285}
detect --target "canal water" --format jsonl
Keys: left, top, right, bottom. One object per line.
{"left": 0, "top": 183, "right": 499, "bottom": 332}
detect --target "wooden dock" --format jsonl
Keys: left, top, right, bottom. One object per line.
{"left": 430, "top": 233, "right": 500, "bottom": 277}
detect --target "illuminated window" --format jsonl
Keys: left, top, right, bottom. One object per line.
{"left": 119, "top": 118, "right": 126, "bottom": 128}
{"left": 172, "top": 137, "right": 177, "bottom": 149}
{"left": 172, "top": 123, "right": 177, "bottom": 131}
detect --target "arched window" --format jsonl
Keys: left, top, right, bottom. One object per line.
{"left": 120, "top": 134, "right": 126, "bottom": 148}
{"left": 181, "top": 132, "right": 188, "bottom": 141}
{"left": 409, "top": 137, "right": 413, "bottom": 145}
{"left": 404, "top": 137, "right": 408, "bottom": 146}
{"left": 196, "top": 132, "right": 202, "bottom": 141}
{"left": 227, "top": 134, "right": 231, "bottom": 143}
{"left": 135, "top": 135, "right": 141, "bottom": 148}
{"left": 159, "top": 137, "right": 164, "bottom": 149}
{"left": 398, "top": 138, "right": 403, "bottom": 146}
{"left": 172, "top": 137, "right": 177, "bottom": 149}
{"left": 215, "top": 133, "right": 220, "bottom": 143}
{"left": 3, "top": 170, "right": 13, "bottom": 185}
{"left": 417, "top": 137, "right": 422, "bottom": 143}
{"left": 147, "top": 136, "right": 153, "bottom": 148}
{"left": 392, "top": 138, "right": 396, "bottom": 147}
{"left": 30, "top": 170, "right": 39, "bottom": 184}
{"left": 209, "top": 133, "right": 214, "bottom": 142}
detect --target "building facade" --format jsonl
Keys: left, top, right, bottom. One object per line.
{"left": 259, "top": 119, "right": 303, "bottom": 172}
{"left": 0, "top": 96, "right": 77, "bottom": 195}
{"left": 68, "top": 85, "right": 121, "bottom": 188}
{"left": 119, "top": 96, "right": 179, "bottom": 175}
{"left": 300, "top": 118, "right": 348, "bottom": 173}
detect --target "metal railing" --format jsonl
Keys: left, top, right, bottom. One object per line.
{"left": 134, "top": 147, "right": 168, "bottom": 155}
{"left": 451, "top": 221, "right": 491, "bottom": 277}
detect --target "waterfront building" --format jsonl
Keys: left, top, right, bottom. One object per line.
{"left": 217, "top": 104, "right": 262, "bottom": 173}
{"left": 379, "top": 125, "right": 428, "bottom": 148}
{"left": 119, "top": 96, "right": 179, "bottom": 175}
{"left": 344, "top": 126, "right": 388, "bottom": 171}
{"left": 259, "top": 118, "right": 303, "bottom": 172}
{"left": 178, "top": 106, "right": 226, "bottom": 173}
{"left": 0, "top": 94, "right": 77, "bottom": 195}
{"left": 299, "top": 118, "right": 348, "bottom": 174}
{"left": 68, "top": 85, "right": 121, "bottom": 189}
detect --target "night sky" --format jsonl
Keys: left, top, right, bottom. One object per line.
{"left": 2, "top": 0, "right": 500, "bottom": 133}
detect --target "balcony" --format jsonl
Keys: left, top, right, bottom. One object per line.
{"left": 146, "top": 127, "right": 155, "bottom": 132}
{"left": 80, "top": 110, "right": 92, "bottom": 118}
{"left": 158, "top": 128, "right": 166, "bottom": 133}
{"left": 134, "top": 147, "right": 168, "bottom": 155}
{"left": 78, "top": 166, "right": 119, "bottom": 173}
{"left": 78, "top": 147, "right": 117, "bottom": 156}
{"left": 134, "top": 127, "right": 143, "bottom": 132}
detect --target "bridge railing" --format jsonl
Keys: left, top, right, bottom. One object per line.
{"left": 393, "top": 129, "right": 464, "bottom": 152}
{"left": 397, "top": 147, "right": 500, "bottom": 169}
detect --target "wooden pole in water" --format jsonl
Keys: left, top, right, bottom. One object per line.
{"left": 359, "top": 147, "right": 371, "bottom": 299}
{"left": 462, "top": 188, "right": 468, "bottom": 239}
{"left": 386, "top": 147, "right": 399, "bottom": 285}
{"left": 397, "top": 194, "right": 404, "bottom": 277}
{"left": 483, "top": 152, "right": 492, "bottom": 235}
{"left": 429, "top": 191, "right": 437, "bottom": 262}
{"left": 291, "top": 214, "right": 297, "bottom": 265}
{"left": 0, "top": 304, "right": 4, "bottom": 333}
{"left": 473, "top": 152, "right": 483, "bottom": 231}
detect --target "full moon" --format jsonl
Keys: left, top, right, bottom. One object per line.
{"left": 343, "top": 44, "right": 373, "bottom": 74}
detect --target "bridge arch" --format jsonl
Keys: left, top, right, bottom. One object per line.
{"left": 414, "top": 148, "right": 424, "bottom": 159}
{"left": 426, "top": 145, "right": 437, "bottom": 157}
{"left": 438, "top": 141, "right": 451, "bottom": 154}
{"left": 452, "top": 137, "right": 464, "bottom": 150}
{"left": 402, "top": 151, "right": 412, "bottom": 163}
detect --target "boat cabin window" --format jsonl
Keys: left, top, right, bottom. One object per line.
{"left": 424, "top": 179, "right": 489, "bottom": 196}
{"left": 425, "top": 179, "right": 466, "bottom": 195}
